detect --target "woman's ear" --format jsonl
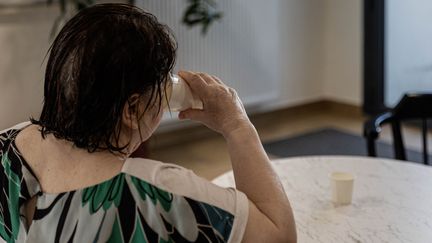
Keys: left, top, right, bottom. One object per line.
{"left": 121, "top": 94, "right": 141, "bottom": 130}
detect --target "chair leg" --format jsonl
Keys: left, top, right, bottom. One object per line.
{"left": 392, "top": 121, "right": 406, "bottom": 161}
{"left": 422, "top": 119, "right": 428, "bottom": 165}
{"left": 367, "top": 137, "right": 377, "bottom": 157}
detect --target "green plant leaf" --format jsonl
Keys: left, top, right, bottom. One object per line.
{"left": 47, "top": 0, "right": 222, "bottom": 38}
{"left": 182, "top": 0, "right": 222, "bottom": 35}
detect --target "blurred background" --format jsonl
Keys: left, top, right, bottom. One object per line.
{"left": 1, "top": 0, "right": 431, "bottom": 179}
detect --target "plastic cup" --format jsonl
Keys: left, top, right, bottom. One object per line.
{"left": 165, "top": 74, "right": 203, "bottom": 112}
{"left": 330, "top": 172, "right": 354, "bottom": 205}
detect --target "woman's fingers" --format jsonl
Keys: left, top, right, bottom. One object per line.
{"left": 211, "top": 75, "right": 224, "bottom": 85}
{"left": 197, "top": 72, "right": 218, "bottom": 85}
{"left": 178, "top": 71, "right": 207, "bottom": 96}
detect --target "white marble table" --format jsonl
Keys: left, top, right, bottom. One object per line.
{"left": 212, "top": 156, "right": 432, "bottom": 243}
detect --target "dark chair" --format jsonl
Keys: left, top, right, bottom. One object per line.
{"left": 363, "top": 93, "right": 432, "bottom": 165}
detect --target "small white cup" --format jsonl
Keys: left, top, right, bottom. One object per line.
{"left": 330, "top": 172, "right": 354, "bottom": 205}
{"left": 166, "top": 74, "right": 203, "bottom": 112}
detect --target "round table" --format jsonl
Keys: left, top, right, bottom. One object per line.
{"left": 212, "top": 156, "right": 432, "bottom": 243}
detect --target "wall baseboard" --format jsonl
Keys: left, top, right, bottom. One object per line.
{"left": 148, "top": 99, "right": 362, "bottom": 150}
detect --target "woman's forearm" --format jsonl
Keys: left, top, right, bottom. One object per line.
{"left": 224, "top": 123, "right": 296, "bottom": 240}
{"left": 176, "top": 71, "right": 296, "bottom": 241}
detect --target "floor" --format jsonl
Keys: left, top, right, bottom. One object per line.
{"left": 147, "top": 102, "right": 431, "bottom": 180}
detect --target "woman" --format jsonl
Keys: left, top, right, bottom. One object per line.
{"left": 0, "top": 3, "right": 296, "bottom": 243}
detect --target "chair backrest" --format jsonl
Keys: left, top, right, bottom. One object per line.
{"left": 392, "top": 93, "right": 432, "bottom": 119}
{"left": 364, "top": 93, "right": 432, "bottom": 165}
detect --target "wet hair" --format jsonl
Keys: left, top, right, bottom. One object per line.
{"left": 31, "top": 3, "right": 176, "bottom": 153}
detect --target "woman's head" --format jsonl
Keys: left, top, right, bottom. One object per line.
{"left": 32, "top": 3, "right": 176, "bottom": 153}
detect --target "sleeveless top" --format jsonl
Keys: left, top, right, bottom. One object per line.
{"left": 0, "top": 122, "right": 248, "bottom": 243}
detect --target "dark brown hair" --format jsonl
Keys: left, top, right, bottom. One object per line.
{"left": 31, "top": 3, "right": 177, "bottom": 153}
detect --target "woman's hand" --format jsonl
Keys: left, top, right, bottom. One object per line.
{"left": 177, "top": 71, "right": 251, "bottom": 138}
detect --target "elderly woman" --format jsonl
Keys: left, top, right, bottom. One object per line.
{"left": 0, "top": 3, "right": 295, "bottom": 243}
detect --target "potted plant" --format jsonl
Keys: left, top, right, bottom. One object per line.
{"left": 48, "top": 0, "right": 222, "bottom": 37}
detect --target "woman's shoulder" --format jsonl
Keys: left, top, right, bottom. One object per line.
{"left": 121, "top": 157, "right": 183, "bottom": 187}
{"left": 122, "top": 157, "right": 208, "bottom": 198}
{"left": 122, "top": 157, "right": 247, "bottom": 216}
{"left": 0, "top": 121, "right": 32, "bottom": 135}
{"left": 0, "top": 122, "right": 44, "bottom": 197}
{"left": 121, "top": 157, "right": 249, "bottom": 243}
{"left": 0, "top": 121, "right": 31, "bottom": 147}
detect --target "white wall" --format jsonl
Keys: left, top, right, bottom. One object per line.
{"left": 253, "top": 0, "right": 364, "bottom": 110}
{"left": 322, "top": 0, "right": 363, "bottom": 106}
{"left": 269, "top": 0, "right": 326, "bottom": 109}
{"left": 140, "top": 0, "right": 281, "bottom": 109}
{"left": 0, "top": 1, "right": 363, "bottom": 130}
{"left": 0, "top": 5, "right": 55, "bottom": 129}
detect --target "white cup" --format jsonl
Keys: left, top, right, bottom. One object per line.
{"left": 166, "top": 74, "right": 203, "bottom": 112}
{"left": 330, "top": 172, "right": 354, "bottom": 205}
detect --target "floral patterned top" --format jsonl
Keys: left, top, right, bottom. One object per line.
{"left": 0, "top": 122, "right": 248, "bottom": 243}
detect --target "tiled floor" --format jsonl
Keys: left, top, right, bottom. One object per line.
{"left": 148, "top": 102, "right": 431, "bottom": 180}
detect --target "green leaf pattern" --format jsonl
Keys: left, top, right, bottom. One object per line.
{"left": 0, "top": 153, "right": 21, "bottom": 242}
{"left": 130, "top": 176, "right": 173, "bottom": 212}
{"left": 82, "top": 174, "right": 125, "bottom": 214}
{"left": 1, "top": 126, "right": 237, "bottom": 243}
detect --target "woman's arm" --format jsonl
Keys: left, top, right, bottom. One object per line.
{"left": 225, "top": 125, "right": 296, "bottom": 243}
{"left": 178, "top": 71, "right": 296, "bottom": 243}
